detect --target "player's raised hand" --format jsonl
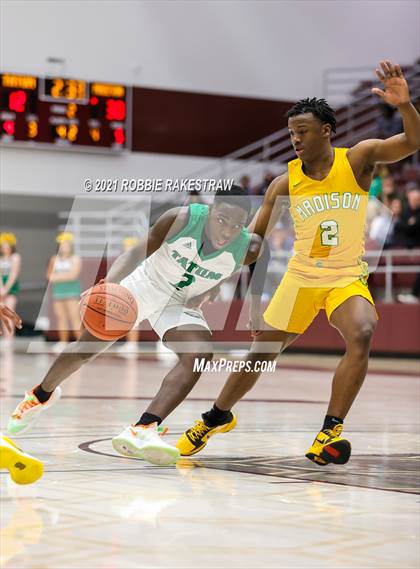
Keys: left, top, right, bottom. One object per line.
{"left": 0, "top": 303, "right": 22, "bottom": 335}
{"left": 372, "top": 60, "right": 410, "bottom": 107}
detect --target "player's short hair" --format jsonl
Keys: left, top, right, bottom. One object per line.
{"left": 287, "top": 97, "right": 337, "bottom": 133}
{"left": 214, "top": 184, "right": 251, "bottom": 216}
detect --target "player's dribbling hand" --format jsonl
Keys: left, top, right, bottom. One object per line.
{"left": 372, "top": 60, "right": 410, "bottom": 107}
{"left": 0, "top": 303, "right": 22, "bottom": 335}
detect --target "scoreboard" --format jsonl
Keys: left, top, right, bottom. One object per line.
{"left": 0, "top": 73, "right": 131, "bottom": 152}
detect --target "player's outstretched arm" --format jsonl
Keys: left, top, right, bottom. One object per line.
{"left": 350, "top": 60, "right": 420, "bottom": 166}
{"left": 105, "top": 207, "right": 188, "bottom": 283}
{"left": 0, "top": 303, "right": 22, "bottom": 335}
{"left": 248, "top": 173, "right": 289, "bottom": 239}
{"left": 245, "top": 174, "right": 289, "bottom": 335}
{"left": 247, "top": 240, "right": 272, "bottom": 337}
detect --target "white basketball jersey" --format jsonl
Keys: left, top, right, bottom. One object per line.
{"left": 141, "top": 203, "right": 251, "bottom": 299}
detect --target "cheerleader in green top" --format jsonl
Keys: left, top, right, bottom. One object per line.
{"left": 0, "top": 233, "right": 22, "bottom": 339}
{"left": 47, "top": 233, "right": 82, "bottom": 348}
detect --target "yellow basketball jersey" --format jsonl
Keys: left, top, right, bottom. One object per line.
{"left": 287, "top": 147, "right": 368, "bottom": 287}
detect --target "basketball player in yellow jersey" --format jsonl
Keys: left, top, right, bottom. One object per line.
{"left": 177, "top": 60, "right": 420, "bottom": 465}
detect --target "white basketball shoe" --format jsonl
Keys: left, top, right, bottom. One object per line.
{"left": 112, "top": 423, "right": 180, "bottom": 466}
{"left": 7, "top": 386, "right": 62, "bottom": 435}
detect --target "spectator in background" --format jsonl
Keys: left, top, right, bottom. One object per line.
{"left": 369, "top": 164, "right": 389, "bottom": 200}
{"left": 396, "top": 187, "right": 420, "bottom": 304}
{"left": 258, "top": 172, "right": 275, "bottom": 195}
{"left": 239, "top": 175, "right": 252, "bottom": 194}
{"left": 369, "top": 197, "right": 406, "bottom": 248}
{"left": 47, "top": 232, "right": 82, "bottom": 352}
{"left": 261, "top": 218, "right": 294, "bottom": 300}
{"left": 397, "top": 187, "right": 420, "bottom": 249}
{"left": 376, "top": 103, "right": 403, "bottom": 139}
{"left": 269, "top": 218, "right": 294, "bottom": 253}
{"left": 379, "top": 175, "right": 398, "bottom": 208}
{"left": 241, "top": 174, "right": 262, "bottom": 214}
{"left": 0, "top": 233, "right": 21, "bottom": 340}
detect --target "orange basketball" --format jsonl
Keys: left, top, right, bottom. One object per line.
{"left": 79, "top": 283, "right": 138, "bottom": 341}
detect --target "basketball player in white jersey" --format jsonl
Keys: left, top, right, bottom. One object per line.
{"left": 7, "top": 186, "right": 262, "bottom": 466}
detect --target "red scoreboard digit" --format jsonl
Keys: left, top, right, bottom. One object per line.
{"left": 0, "top": 73, "right": 131, "bottom": 152}
{"left": 105, "top": 99, "right": 126, "bottom": 121}
{"left": 9, "top": 90, "right": 27, "bottom": 113}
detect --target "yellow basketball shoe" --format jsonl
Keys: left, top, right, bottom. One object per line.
{"left": 305, "top": 424, "right": 351, "bottom": 466}
{"left": 0, "top": 434, "right": 44, "bottom": 484}
{"left": 176, "top": 413, "right": 237, "bottom": 456}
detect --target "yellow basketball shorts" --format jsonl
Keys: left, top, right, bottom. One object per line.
{"left": 263, "top": 271, "right": 376, "bottom": 334}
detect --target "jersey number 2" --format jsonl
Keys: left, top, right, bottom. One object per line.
{"left": 320, "top": 220, "right": 339, "bottom": 246}
{"left": 173, "top": 272, "right": 196, "bottom": 290}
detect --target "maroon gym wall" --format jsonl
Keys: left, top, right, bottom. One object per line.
{"left": 132, "top": 87, "right": 294, "bottom": 156}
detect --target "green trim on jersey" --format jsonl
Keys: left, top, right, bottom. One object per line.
{"left": 166, "top": 203, "right": 251, "bottom": 269}
{"left": 166, "top": 204, "right": 201, "bottom": 244}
